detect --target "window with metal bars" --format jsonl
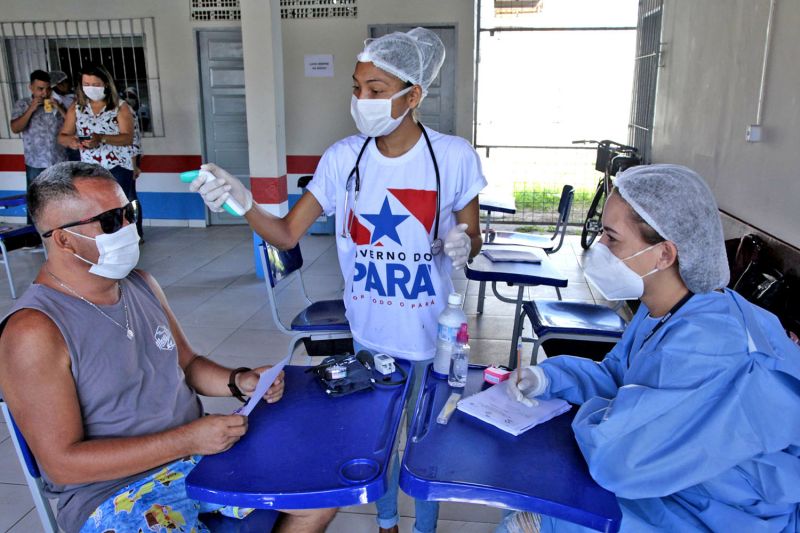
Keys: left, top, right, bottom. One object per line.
{"left": 627, "top": 0, "right": 663, "bottom": 163}
{"left": 0, "top": 18, "right": 163, "bottom": 139}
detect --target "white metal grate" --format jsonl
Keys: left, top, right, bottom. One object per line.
{"left": 0, "top": 17, "right": 163, "bottom": 138}
{"left": 280, "top": 0, "right": 358, "bottom": 20}
{"left": 627, "top": 0, "right": 663, "bottom": 163}
{"left": 190, "top": 0, "right": 242, "bottom": 21}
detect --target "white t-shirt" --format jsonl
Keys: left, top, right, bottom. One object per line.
{"left": 307, "top": 127, "right": 486, "bottom": 361}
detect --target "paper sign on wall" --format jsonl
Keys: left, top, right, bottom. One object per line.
{"left": 304, "top": 54, "right": 334, "bottom": 78}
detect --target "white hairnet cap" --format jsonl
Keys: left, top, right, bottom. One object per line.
{"left": 615, "top": 164, "right": 730, "bottom": 293}
{"left": 357, "top": 27, "right": 445, "bottom": 95}
{"left": 49, "top": 70, "right": 68, "bottom": 85}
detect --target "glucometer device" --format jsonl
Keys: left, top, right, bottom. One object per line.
{"left": 180, "top": 169, "right": 247, "bottom": 216}
{"left": 373, "top": 353, "right": 396, "bottom": 375}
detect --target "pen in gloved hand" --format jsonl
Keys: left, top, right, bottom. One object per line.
{"left": 516, "top": 339, "right": 523, "bottom": 386}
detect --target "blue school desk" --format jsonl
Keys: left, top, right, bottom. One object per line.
{"left": 186, "top": 362, "right": 413, "bottom": 509}
{"left": 400, "top": 365, "right": 622, "bottom": 533}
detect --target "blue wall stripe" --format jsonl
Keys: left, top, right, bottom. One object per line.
{"left": 0, "top": 190, "right": 206, "bottom": 221}
{"left": 137, "top": 192, "right": 206, "bottom": 220}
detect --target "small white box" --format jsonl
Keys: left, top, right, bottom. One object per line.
{"left": 373, "top": 353, "right": 396, "bottom": 375}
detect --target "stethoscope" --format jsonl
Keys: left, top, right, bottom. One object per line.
{"left": 341, "top": 123, "right": 443, "bottom": 255}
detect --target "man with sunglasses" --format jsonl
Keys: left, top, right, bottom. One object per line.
{"left": 0, "top": 162, "right": 337, "bottom": 533}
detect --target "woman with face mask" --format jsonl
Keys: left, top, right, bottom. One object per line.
{"left": 192, "top": 27, "right": 486, "bottom": 533}
{"left": 503, "top": 165, "right": 800, "bottom": 533}
{"left": 58, "top": 64, "right": 138, "bottom": 240}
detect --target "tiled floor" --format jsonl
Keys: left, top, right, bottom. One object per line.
{"left": 0, "top": 226, "right": 607, "bottom": 532}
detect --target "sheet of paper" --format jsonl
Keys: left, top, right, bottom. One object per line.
{"left": 304, "top": 54, "right": 334, "bottom": 77}
{"left": 457, "top": 381, "right": 570, "bottom": 436}
{"left": 233, "top": 353, "right": 292, "bottom": 416}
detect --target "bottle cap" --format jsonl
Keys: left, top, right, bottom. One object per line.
{"left": 456, "top": 323, "right": 469, "bottom": 343}
{"left": 447, "top": 293, "right": 463, "bottom": 306}
{"left": 179, "top": 169, "right": 200, "bottom": 183}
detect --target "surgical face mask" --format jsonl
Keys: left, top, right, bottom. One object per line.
{"left": 583, "top": 242, "right": 660, "bottom": 301}
{"left": 350, "top": 86, "right": 412, "bottom": 138}
{"left": 66, "top": 223, "right": 140, "bottom": 279}
{"left": 83, "top": 86, "right": 106, "bottom": 102}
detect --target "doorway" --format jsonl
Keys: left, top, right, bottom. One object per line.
{"left": 196, "top": 29, "right": 251, "bottom": 225}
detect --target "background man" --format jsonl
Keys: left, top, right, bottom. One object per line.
{"left": 10, "top": 70, "right": 67, "bottom": 222}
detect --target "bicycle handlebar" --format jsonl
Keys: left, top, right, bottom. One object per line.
{"left": 572, "top": 139, "right": 638, "bottom": 153}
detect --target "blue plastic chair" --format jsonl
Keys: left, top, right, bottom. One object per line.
{"left": 518, "top": 299, "right": 627, "bottom": 367}
{"left": 258, "top": 241, "right": 351, "bottom": 360}
{"left": 1, "top": 401, "right": 279, "bottom": 532}
{"left": 0, "top": 193, "right": 46, "bottom": 299}
{"left": 1, "top": 401, "right": 58, "bottom": 533}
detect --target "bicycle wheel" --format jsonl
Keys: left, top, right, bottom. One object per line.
{"left": 580, "top": 183, "right": 606, "bottom": 249}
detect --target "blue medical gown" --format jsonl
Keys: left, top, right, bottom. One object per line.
{"left": 537, "top": 289, "right": 800, "bottom": 533}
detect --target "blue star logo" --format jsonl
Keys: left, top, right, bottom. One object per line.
{"left": 362, "top": 197, "right": 408, "bottom": 246}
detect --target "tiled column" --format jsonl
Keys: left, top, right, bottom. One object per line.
{"left": 241, "top": 0, "right": 287, "bottom": 217}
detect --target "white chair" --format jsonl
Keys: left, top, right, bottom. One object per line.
{"left": 477, "top": 185, "right": 575, "bottom": 311}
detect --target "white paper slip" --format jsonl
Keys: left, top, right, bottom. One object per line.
{"left": 482, "top": 248, "right": 543, "bottom": 264}
{"left": 456, "top": 381, "right": 570, "bottom": 436}
{"left": 233, "top": 353, "right": 292, "bottom": 417}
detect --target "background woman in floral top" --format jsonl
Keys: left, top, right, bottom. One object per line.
{"left": 58, "top": 64, "right": 138, "bottom": 234}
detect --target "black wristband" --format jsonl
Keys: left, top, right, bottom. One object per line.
{"left": 228, "top": 367, "right": 252, "bottom": 403}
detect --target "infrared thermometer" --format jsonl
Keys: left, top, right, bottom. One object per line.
{"left": 180, "top": 169, "right": 247, "bottom": 217}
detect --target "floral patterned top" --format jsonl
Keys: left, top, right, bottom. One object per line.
{"left": 75, "top": 102, "right": 134, "bottom": 171}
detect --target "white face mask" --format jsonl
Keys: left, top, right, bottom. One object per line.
{"left": 350, "top": 86, "right": 413, "bottom": 138}
{"left": 583, "top": 242, "right": 660, "bottom": 301}
{"left": 83, "top": 86, "right": 106, "bottom": 102}
{"left": 66, "top": 224, "right": 140, "bottom": 279}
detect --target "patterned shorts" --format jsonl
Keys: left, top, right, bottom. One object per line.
{"left": 79, "top": 456, "right": 252, "bottom": 532}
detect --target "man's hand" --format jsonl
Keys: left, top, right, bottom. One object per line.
{"left": 237, "top": 367, "right": 285, "bottom": 404}
{"left": 28, "top": 95, "right": 43, "bottom": 112}
{"left": 184, "top": 414, "right": 248, "bottom": 455}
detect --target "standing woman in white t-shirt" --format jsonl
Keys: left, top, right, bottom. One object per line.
{"left": 192, "top": 28, "right": 486, "bottom": 533}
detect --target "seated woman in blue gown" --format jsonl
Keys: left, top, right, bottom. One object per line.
{"left": 504, "top": 164, "right": 800, "bottom": 533}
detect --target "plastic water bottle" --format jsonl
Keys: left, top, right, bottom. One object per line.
{"left": 448, "top": 323, "right": 470, "bottom": 388}
{"left": 433, "top": 293, "right": 467, "bottom": 377}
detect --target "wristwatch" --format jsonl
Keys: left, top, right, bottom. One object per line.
{"left": 100, "top": 136, "right": 107, "bottom": 144}
{"left": 228, "top": 366, "right": 252, "bottom": 403}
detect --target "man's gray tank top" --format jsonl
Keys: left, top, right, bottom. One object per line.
{"left": 0, "top": 271, "right": 202, "bottom": 533}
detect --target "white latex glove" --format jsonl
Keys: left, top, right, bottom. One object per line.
{"left": 190, "top": 163, "right": 253, "bottom": 214}
{"left": 506, "top": 366, "right": 549, "bottom": 407}
{"left": 444, "top": 223, "right": 471, "bottom": 268}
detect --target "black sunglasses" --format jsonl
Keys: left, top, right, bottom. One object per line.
{"left": 42, "top": 201, "right": 138, "bottom": 238}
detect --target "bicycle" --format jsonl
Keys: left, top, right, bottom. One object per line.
{"left": 573, "top": 139, "right": 641, "bottom": 249}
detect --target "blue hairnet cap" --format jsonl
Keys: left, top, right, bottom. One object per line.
{"left": 357, "top": 27, "right": 445, "bottom": 96}
{"left": 615, "top": 164, "right": 730, "bottom": 293}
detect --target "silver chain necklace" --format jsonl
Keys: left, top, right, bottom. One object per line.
{"left": 46, "top": 269, "right": 134, "bottom": 340}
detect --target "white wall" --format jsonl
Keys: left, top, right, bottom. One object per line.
{"left": 281, "top": 0, "right": 476, "bottom": 156}
{"left": 1, "top": 0, "right": 476, "bottom": 159}
{"left": 652, "top": 0, "right": 800, "bottom": 248}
